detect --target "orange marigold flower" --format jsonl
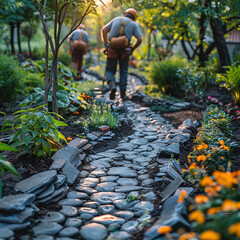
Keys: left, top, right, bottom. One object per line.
{"left": 228, "top": 222, "right": 240, "bottom": 238}
{"left": 157, "top": 226, "right": 172, "bottom": 234}
{"left": 197, "top": 142, "right": 208, "bottom": 150}
{"left": 189, "top": 210, "right": 205, "bottom": 224}
{"left": 213, "top": 171, "right": 238, "bottom": 188}
{"left": 197, "top": 155, "right": 207, "bottom": 162}
{"left": 221, "top": 199, "right": 239, "bottom": 211}
{"left": 179, "top": 232, "right": 196, "bottom": 240}
{"left": 182, "top": 168, "right": 186, "bottom": 173}
{"left": 67, "top": 137, "right": 73, "bottom": 141}
{"left": 189, "top": 162, "right": 198, "bottom": 171}
{"left": 73, "top": 111, "right": 79, "bottom": 115}
{"left": 207, "top": 207, "right": 221, "bottom": 215}
{"left": 219, "top": 140, "right": 229, "bottom": 151}
{"left": 201, "top": 176, "right": 214, "bottom": 187}
{"left": 178, "top": 190, "right": 187, "bottom": 203}
{"left": 205, "top": 186, "right": 219, "bottom": 197}
{"left": 195, "top": 195, "right": 209, "bottom": 204}
{"left": 199, "top": 230, "right": 221, "bottom": 240}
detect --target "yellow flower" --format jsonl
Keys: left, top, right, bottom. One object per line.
{"left": 197, "top": 155, "right": 207, "bottom": 162}
{"left": 179, "top": 232, "right": 196, "bottom": 240}
{"left": 201, "top": 176, "right": 214, "bottom": 187}
{"left": 200, "top": 230, "right": 221, "bottom": 240}
{"left": 178, "top": 190, "right": 187, "bottom": 203}
{"left": 194, "top": 195, "right": 209, "bottom": 204}
{"left": 228, "top": 223, "right": 240, "bottom": 238}
{"left": 157, "top": 226, "right": 172, "bottom": 234}
{"left": 189, "top": 210, "right": 205, "bottom": 224}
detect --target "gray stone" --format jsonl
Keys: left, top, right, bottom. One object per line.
{"left": 116, "top": 143, "right": 137, "bottom": 151}
{"left": 96, "top": 182, "right": 118, "bottom": 192}
{"left": 117, "top": 178, "right": 138, "bottom": 186}
{"left": 113, "top": 199, "right": 139, "bottom": 210}
{"left": 108, "top": 223, "right": 121, "bottom": 232}
{"left": 137, "top": 213, "right": 152, "bottom": 223}
{"left": 42, "top": 211, "right": 65, "bottom": 223}
{"left": 68, "top": 138, "right": 88, "bottom": 149}
{"left": 59, "top": 227, "right": 79, "bottom": 237}
{"left": 60, "top": 206, "right": 78, "bottom": 217}
{"left": 50, "top": 159, "right": 66, "bottom": 171}
{"left": 121, "top": 221, "right": 139, "bottom": 234}
{"left": 59, "top": 198, "right": 83, "bottom": 207}
{"left": 33, "top": 222, "right": 62, "bottom": 235}
{"left": 83, "top": 165, "right": 97, "bottom": 171}
{"left": 79, "top": 170, "right": 89, "bottom": 178}
{"left": 113, "top": 211, "right": 134, "bottom": 220}
{"left": 0, "top": 222, "right": 31, "bottom": 231}
{"left": 115, "top": 186, "right": 142, "bottom": 193}
{"left": 108, "top": 167, "right": 137, "bottom": 177}
{"left": 0, "top": 228, "right": 14, "bottom": 239}
{"left": 100, "top": 176, "right": 119, "bottom": 182}
{"left": 54, "top": 174, "right": 67, "bottom": 189}
{"left": 81, "top": 178, "right": 99, "bottom": 188}
{"left": 165, "top": 143, "right": 180, "bottom": 155}
{"left": 33, "top": 235, "right": 54, "bottom": 240}
{"left": 0, "top": 207, "right": 34, "bottom": 224}
{"left": 14, "top": 170, "right": 57, "bottom": 194}
{"left": 98, "top": 152, "right": 123, "bottom": 160}
{"left": 91, "top": 192, "right": 126, "bottom": 204}
{"left": 82, "top": 143, "right": 92, "bottom": 151}
{"left": 83, "top": 202, "right": 100, "bottom": 208}
{"left": 124, "top": 154, "right": 138, "bottom": 161}
{"left": 75, "top": 186, "right": 97, "bottom": 195}
{"left": 91, "top": 160, "right": 111, "bottom": 168}
{"left": 0, "top": 194, "right": 35, "bottom": 213}
{"left": 37, "top": 184, "right": 55, "bottom": 199}
{"left": 131, "top": 201, "right": 154, "bottom": 214}
{"left": 138, "top": 174, "right": 149, "bottom": 181}
{"left": 141, "top": 179, "right": 154, "bottom": 187}
{"left": 144, "top": 191, "right": 156, "bottom": 201}
{"left": 79, "top": 207, "right": 98, "bottom": 216}
{"left": 67, "top": 191, "right": 88, "bottom": 199}
{"left": 89, "top": 169, "right": 106, "bottom": 177}
{"left": 92, "top": 214, "right": 125, "bottom": 226}
{"left": 79, "top": 213, "right": 94, "bottom": 220}
{"left": 80, "top": 223, "right": 107, "bottom": 240}
{"left": 130, "top": 139, "right": 148, "bottom": 145}
{"left": 65, "top": 218, "right": 82, "bottom": 228}
{"left": 52, "top": 146, "right": 81, "bottom": 166}
{"left": 98, "top": 205, "right": 115, "bottom": 214}
{"left": 108, "top": 231, "right": 132, "bottom": 240}
{"left": 86, "top": 133, "right": 99, "bottom": 141}
{"left": 144, "top": 136, "right": 158, "bottom": 142}
{"left": 62, "top": 162, "right": 79, "bottom": 185}
{"left": 178, "top": 118, "right": 193, "bottom": 130}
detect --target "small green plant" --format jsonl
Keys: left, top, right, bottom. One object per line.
{"left": 83, "top": 102, "right": 119, "bottom": 131}
{"left": 217, "top": 62, "right": 240, "bottom": 104}
{"left": 4, "top": 105, "right": 68, "bottom": 158}
{"left": 0, "top": 54, "right": 24, "bottom": 104}
{"left": 148, "top": 56, "right": 186, "bottom": 97}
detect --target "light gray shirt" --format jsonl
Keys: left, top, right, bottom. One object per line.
{"left": 105, "top": 16, "right": 142, "bottom": 42}
{"left": 69, "top": 29, "right": 89, "bottom": 42}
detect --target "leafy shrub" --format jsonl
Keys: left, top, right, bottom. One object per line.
{"left": 58, "top": 47, "right": 71, "bottom": 66}
{"left": 4, "top": 106, "right": 68, "bottom": 158}
{"left": 83, "top": 102, "right": 119, "bottom": 131}
{"left": 149, "top": 56, "right": 186, "bottom": 97}
{"left": 22, "top": 71, "right": 44, "bottom": 95}
{"left": 0, "top": 55, "right": 24, "bottom": 103}
{"left": 217, "top": 62, "right": 240, "bottom": 104}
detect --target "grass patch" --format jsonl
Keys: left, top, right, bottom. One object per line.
{"left": 73, "top": 80, "right": 102, "bottom": 96}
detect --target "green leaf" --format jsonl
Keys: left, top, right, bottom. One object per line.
{"left": 0, "top": 142, "right": 18, "bottom": 152}
{"left": 44, "top": 115, "right": 53, "bottom": 124}
{"left": 59, "top": 132, "right": 67, "bottom": 144}
{"left": 0, "top": 159, "right": 19, "bottom": 177}
{"left": 0, "top": 178, "right": 2, "bottom": 198}
{"left": 53, "top": 119, "right": 68, "bottom": 127}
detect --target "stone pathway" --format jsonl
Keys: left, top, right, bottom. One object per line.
{"left": 1, "top": 74, "right": 193, "bottom": 240}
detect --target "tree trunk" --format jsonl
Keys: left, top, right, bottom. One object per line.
{"left": 210, "top": 17, "right": 231, "bottom": 71}
{"left": 10, "top": 23, "right": 15, "bottom": 55}
{"left": 16, "top": 22, "right": 22, "bottom": 54}
{"left": 52, "top": 51, "right": 59, "bottom": 114}
{"left": 27, "top": 38, "right": 32, "bottom": 57}
{"left": 146, "top": 30, "right": 152, "bottom": 61}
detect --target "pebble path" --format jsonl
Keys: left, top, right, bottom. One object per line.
{"left": 21, "top": 75, "right": 184, "bottom": 240}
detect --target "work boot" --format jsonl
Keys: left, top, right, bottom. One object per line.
{"left": 120, "top": 88, "right": 128, "bottom": 101}
{"left": 108, "top": 81, "right": 116, "bottom": 100}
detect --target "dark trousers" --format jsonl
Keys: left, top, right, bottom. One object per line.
{"left": 71, "top": 49, "right": 84, "bottom": 76}
{"left": 105, "top": 56, "right": 129, "bottom": 89}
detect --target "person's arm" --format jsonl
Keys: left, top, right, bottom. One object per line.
{"left": 101, "top": 26, "right": 110, "bottom": 46}
{"left": 132, "top": 36, "right": 142, "bottom": 52}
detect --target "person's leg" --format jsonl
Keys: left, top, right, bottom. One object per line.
{"left": 119, "top": 57, "right": 129, "bottom": 100}
{"left": 106, "top": 57, "right": 118, "bottom": 100}
{"left": 76, "top": 52, "right": 84, "bottom": 79}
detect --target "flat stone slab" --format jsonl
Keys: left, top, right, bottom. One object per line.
{"left": 0, "top": 194, "right": 35, "bottom": 213}
{"left": 37, "top": 184, "right": 55, "bottom": 200}
{"left": 91, "top": 160, "right": 111, "bottom": 168}
{"left": 96, "top": 182, "right": 118, "bottom": 192}
{"left": 79, "top": 207, "right": 98, "bottom": 216}
{"left": 65, "top": 218, "right": 82, "bottom": 228}
{"left": 108, "top": 167, "right": 137, "bottom": 177}
{"left": 83, "top": 202, "right": 100, "bottom": 208}
{"left": 129, "top": 139, "right": 149, "bottom": 145}
{"left": 50, "top": 159, "right": 66, "bottom": 171}
{"left": 113, "top": 200, "right": 139, "bottom": 210}
{"left": 33, "top": 222, "right": 62, "bottom": 235}
{"left": 116, "top": 143, "right": 137, "bottom": 151}
{"left": 41, "top": 211, "right": 65, "bottom": 223}
{"left": 117, "top": 178, "right": 138, "bottom": 186}
{"left": 62, "top": 162, "right": 79, "bottom": 185}
{"left": 115, "top": 186, "right": 142, "bottom": 193}
{"left": 108, "top": 231, "right": 132, "bottom": 240}
{"left": 0, "top": 228, "right": 14, "bottom": 239}
{"left": 113, "top": 211, "right": 134, "bottom": 220}
{"left": 60, "top": 206, "right": 78, "bottom": 217}
{"left": 0, "top": 207, "right": 34, "bottom": 224}
{"left": 54, "top": 174, "right": 67, "bottom": 189}
{"left": 59, "top": 198, "right": 83, "bottom": 207}
{"left": 98, "top": 152, "right": 123, "bottom": 159}
{"left": 100, "top": 176, "right": 119, "bottom": 182}
{"left": 52, "top": 146, "right": 80, "bottom": 164}
{"left": 67, "top": 191, "right": 88, "bottom": 199}
{"left": 0, "top": 221, "right": 31, "bottom": 231}
{"left": 81, "top": 178, "right": 99, "bottom": 188}
{"left": 80, "top": 223, "right": 107, "bottom": 240}
{"left": 59, "top": 227, "right": 79, "bottom": 237}
{"left": 91, "top": 192, "right": 126, "bottom": 204}
{"left": 165, "top": 143, "right": 180, "bottom": 155}
{"left": 92, "top": 214, "right": 125, "bottom": 226}
{"left": 131, "top": 201, "right": 154, "bottom": 213}
{"left": 75, "top": 186, "right": 97, "bottom": 195}
{"left": 14, "top": 170, "right": 57, "bottom": 194}
{"left": 68, "top": 138, "right": 88, "bottom": 149}
{"left": 90, "top": 170, "right": 106, "bottom": 177}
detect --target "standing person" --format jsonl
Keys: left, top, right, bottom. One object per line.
{"left": 68, "top": 24, "right": 89, "bottom": 80}
{"left": 101, "top": 8, "right": 142, "bottom": 100}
